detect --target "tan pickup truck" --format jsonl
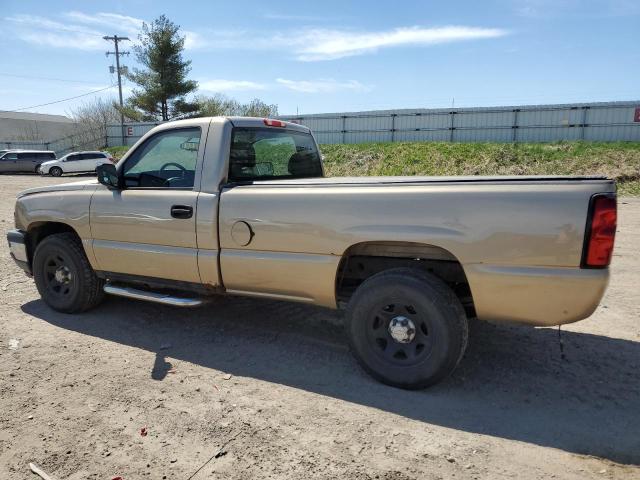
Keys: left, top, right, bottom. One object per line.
{"left": 7, "top": 117, "right": 617, "bottom": 389}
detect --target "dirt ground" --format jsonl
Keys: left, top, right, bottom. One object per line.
{"left": 0, "top": 174, "right": 638, "bottom": 480}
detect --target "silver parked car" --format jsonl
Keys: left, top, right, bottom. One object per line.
{"left": 0, "top": 150, "right": 56, "bottom": 173}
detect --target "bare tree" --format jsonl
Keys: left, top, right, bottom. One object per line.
{"left": 67, "top": 97, "right": 122, "bottom": 150}
{"left": 192, "top": 94, "right": 278, "bottom": 118}
{"left": 237, "top": 98, "right": 279, "bottom": 117}
{"left": 192, "top": 94, "right": 241, "bottom": 117}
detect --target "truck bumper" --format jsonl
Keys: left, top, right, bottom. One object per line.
{"left": 7, "top": 229, "right": 32, "bottom": 276}
{"left": 465, "top": 264, "right": 609, "bottom": 326}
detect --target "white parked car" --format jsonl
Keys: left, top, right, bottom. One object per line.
{"left": 39, "top": 151, "right": 114, "bottom": 176}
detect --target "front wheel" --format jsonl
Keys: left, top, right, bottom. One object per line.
{"left": 49, "top": 166, "right": 62, "bottom": 177}
{"left": 33, "top": 232, "right": 105, "bottom": 313}
{"left": 346, "top": 268, "right": 468, "bottom": 389}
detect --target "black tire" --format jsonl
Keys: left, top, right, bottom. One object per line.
{"left": 50, "top": 166, "right": 62, "bottom": 177}
{"left": 33, "top": 232, "right": 105, "bottom": 313}
{"left": 346, "top": 268, "right": 468, "bottom": 390}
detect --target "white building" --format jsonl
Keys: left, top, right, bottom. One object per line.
{"left": 0, "top": 111, "right": 75, "bottom": 142}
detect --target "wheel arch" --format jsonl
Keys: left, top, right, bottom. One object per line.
{"left": 26, "top": 221, "right": 81, "bottom": 265}
{"left": 335, "top": 241, "right": 475, "bottom": 317}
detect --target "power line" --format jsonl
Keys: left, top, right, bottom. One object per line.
{"left": 5, "top": 85, "right": 116, "bottom": 112}
{"left": 0, "top": 73, "right": 108, "bottom": 85}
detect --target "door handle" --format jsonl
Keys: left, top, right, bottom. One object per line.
{"left": 170, "top": 205, "right": 193, "bottom": 219}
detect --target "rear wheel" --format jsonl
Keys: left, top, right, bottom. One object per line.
{"left": 346, "top": 268, "right": 468, "bottom": 389}
{"left": 33, "top": 233, "right": 105, "bottom": 313}
{"left": 49, "top": 166, "right": 62, "bottom": 177}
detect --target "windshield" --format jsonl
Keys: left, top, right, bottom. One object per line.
{"left": 229, "top": 128, "right": 323, "bottom": 182}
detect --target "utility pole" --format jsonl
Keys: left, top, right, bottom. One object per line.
{"left": 104, "top": 35, "right": 130, "bottom": 146}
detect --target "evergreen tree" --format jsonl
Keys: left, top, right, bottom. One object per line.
{"left": 124, "top": 15, "right": 198, "bottom": 121}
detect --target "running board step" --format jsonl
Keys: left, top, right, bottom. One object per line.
{"left": 104, "top": 284, "right": 204, "bottom": 307}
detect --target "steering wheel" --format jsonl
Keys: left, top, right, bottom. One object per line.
{"left": 159, "top": 162, "right": 186, "bottom": 187}
{"left": 160, "top": 162, "right": 186, "bottom": 172}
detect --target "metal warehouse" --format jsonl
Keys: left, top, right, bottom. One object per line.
{"left": 106, "top": 100, "right": 640, "bottom": 146}
{"left": 279, "top": 101, "right": 640, "bottom": 144}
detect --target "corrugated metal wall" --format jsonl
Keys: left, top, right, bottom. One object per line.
{"left": 107, "top": 101, "right": 640, "bottom": 146}
{"left": 106, "top": 122, "right": 162, "bottom": 148}
{"left": 280, "top": 101, "right": 640, "bottom": 144}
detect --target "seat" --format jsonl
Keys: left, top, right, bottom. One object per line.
{"left": 288, "top": 151, "right": 320, "bottom": 177}
{"left": 230, "top": 144, "right": 256, "bottom": 179}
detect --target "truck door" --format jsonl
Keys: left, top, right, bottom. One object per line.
{"left": 90, "top": 127, "right": 204, "bottom": 284}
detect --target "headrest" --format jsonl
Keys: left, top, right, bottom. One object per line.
{"left": 230, "top": 143, "right": 256, "bottom": 168}
{"left": 288, "top": 152, "right": 317, "bottom": 176}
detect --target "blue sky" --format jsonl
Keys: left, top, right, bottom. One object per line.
{"left": 1, "top": 0, "right": 639, "bottom": 117}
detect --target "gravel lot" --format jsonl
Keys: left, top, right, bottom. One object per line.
{"left": 1, "top": 174, "right": 639, "bottom": 480}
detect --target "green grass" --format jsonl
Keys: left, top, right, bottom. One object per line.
{"left": 107, "top": 141, "right": 640, "bottom": 195}
{"left": 321, "top": 141, "right": 640, "bottom": 196}
{"left": 105, "top": 146, "right": 130, "bottom": 160}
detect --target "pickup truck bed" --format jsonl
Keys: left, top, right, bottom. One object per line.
{"left": 219, "top": 175, "right": 614, "bottom": 326}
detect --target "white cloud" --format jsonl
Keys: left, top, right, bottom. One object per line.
{"left": 6, "top": 15, "right": 104, "bottom": 50}
{"left": 197, "top": 78, "right": 371, "bottom": 94}
{"left": 64, "top": 11, "right": 143, "bottom": 34}
{"left": 181, "top": 24, "right": 509, "bottom": 61}
{"left": 6, "top": 11, "right": 204, "bottom": 51}
{"left": 288, "top": 26, "right": 509, "bottom": 61}
{"left": 183, "top": 31, "right": 206, "bottom": 50}
{"left": 199, "top": 79, "right": 267, "bottom": 92}
{"left": 276, "top": 78, "right": 371, "bottom": 93}
{"left": 6, "top": 13, "right": 509, "bottom": 61}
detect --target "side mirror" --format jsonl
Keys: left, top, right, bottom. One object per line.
{"left": 97, "top": 163, "right": 120, "bottom": 189}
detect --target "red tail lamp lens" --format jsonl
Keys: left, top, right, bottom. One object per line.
{"left": 584, "top": 195, "right": 616, "bottom": 267}
{"left": 263, "top": 119, "right": 286, "bottom": 127}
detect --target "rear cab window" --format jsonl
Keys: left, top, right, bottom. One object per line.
{"left": 229, "top": 128, "right": 323, "bottom": 182}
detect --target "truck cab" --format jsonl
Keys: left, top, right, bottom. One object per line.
{"left": 90, "top": 117, "right": 323, "bottom": 287}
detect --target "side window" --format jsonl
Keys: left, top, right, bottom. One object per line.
{"left": 229, "top": 128, "right": 322, "bottom": 182}
{"left": 66, "top": 154, "right": 80, "bottom": 162}
{"left": 122, "top": 127, "right": 200, "bottom": 188}
{"left": 80, "top": 153, "right": 99, "bottom": 160}
{"left": 17, "top": 153, "right": 29, "bottom": 160}
{"left": 3, "top": 153, "right": 17, "bottom": 161}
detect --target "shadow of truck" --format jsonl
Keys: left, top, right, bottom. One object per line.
{"left": 22, "top": 295, "right": 640, "bottom": 465}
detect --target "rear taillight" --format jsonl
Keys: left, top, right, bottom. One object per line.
{"left": 583, "top": 194, "right": 617, "bottom": 268}
{"left": 263, "top": 119, "right": 286, "bottom": 127}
